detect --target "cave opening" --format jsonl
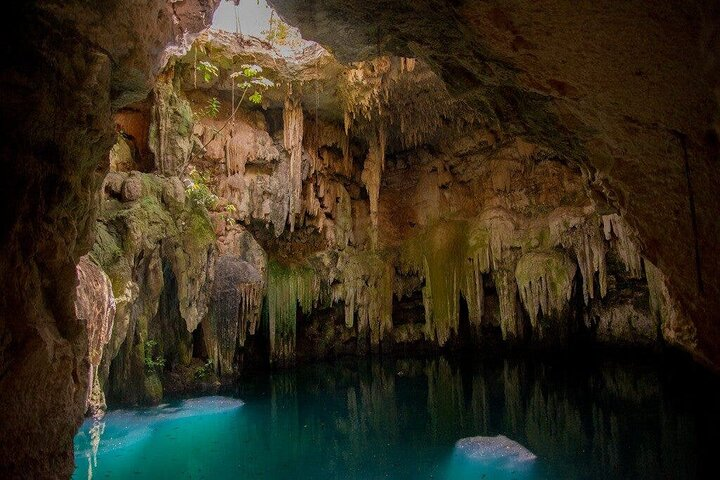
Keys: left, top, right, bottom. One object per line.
{"left": 2, "top": 0, "right": 720, "bottom": 478}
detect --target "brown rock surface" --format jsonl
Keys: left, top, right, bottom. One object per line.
{"left": 268, "top": 0, "right": 720, "bottom": 366}
{"left": 0, "top": 1, "right": 218, "bottom": 476}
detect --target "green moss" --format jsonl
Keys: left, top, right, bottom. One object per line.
{"left": 91, "top": 223, "right": 123, "bottom": 268}
{"left": 140, "top": 174, "right": 164, "bottom": 197}
{"left": 181, "top": 203, "right": 216, "bottom": 250}
{"left": 267, "top": 260, "right": 319, "bottom": 364}
{"left": 398, "top": 219, "right": 476, "bottom": 345}
{"left": 143, "top": 374, "right": 163, "bottom": 405}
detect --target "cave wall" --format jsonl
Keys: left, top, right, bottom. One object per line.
{"left": 85, "top": 30, "right": 677, "bottom": 407}
{"left": 266, "top": 0, "right": 720, "bottom": 367}
{"left": 0, "top": 0, "right": 717, "bottom": 476}
{"left": 0, "top": 1, "right": 219, "bottom": 477}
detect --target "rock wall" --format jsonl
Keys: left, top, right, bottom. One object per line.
{"left": 89, "top": 30, "right": 682, "bottom": 404}
{"left": 0, "top": 0, "right": 218, "bottom": 476}
{"left": 95, "top": 171, "right": 216, "bottom": 405}
{"left": 267, "top": 0, "right": 720, "bottom": 368}
{"left": 1, "top": 1, "right": 716, "bottom": 475}
{"left": 75, "top": 256, "right": 116, "bottom": 417}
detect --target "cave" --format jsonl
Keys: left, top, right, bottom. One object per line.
{"left": 0, "top": 0, "right": 719, "bottom": 478}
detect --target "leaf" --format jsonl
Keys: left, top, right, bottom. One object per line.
{"left": 249, "top": 91, "right": 263, "bottom": 104}
{"left": 252, "top": 78, "right": 275, "bottom": 88}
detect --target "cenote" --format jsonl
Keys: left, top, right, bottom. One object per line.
{"left": 73, "top": 354, "right": 720, "bottom": 479}
{"left": 2, "top": 0, "right": 720, "bottom": 478}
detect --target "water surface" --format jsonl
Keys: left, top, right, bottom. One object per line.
{"left": 74, "top": 354, "right": 720, "bottom": 479}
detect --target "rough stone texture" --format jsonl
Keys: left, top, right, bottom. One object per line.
{"left": 74, "top": 256, "right": 116, "bottom": 417}
{"left": 267, "top": 0, "right": 720, "bottom": 366}
{"left": 121, "top": 173, "right": 144, "bottom": 202}
{"left": 108, "top": 31, "right": 660, "bottom": 374}
{"left": 206, "top": 255, "right": 263, "bottom": 375}
{"left": 1, "top": 1, "right": 718, "bottom": 475}
{"left": 105, "top": 31, "right": 671, "bottom": 370}
{"left": 91, "top": 172, "right": 216, "bottom": 405}
{"left": 0, "top": 1, "right": 218, "bottom": 476}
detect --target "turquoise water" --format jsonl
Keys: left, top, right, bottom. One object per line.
{"left": 74, "top": 355, "right": 720, "bottom": 479}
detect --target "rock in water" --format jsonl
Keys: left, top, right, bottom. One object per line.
{"left": 455, "top": 435, "right": 537, "bottom": 466}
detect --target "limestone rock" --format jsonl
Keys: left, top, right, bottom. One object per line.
{"left": 455, "top": 435, "right": 537, "bottom": 465}
{"left": 206, "top": 256, "right": 264, "bottom": 375}
{"left": 75, "top": 255, "right": 116, "bottom": 417}
{"left": 121, "top": 174, "right": 143, "bottom": 201}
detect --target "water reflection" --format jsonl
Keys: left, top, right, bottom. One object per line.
{"left": 74, "top": 355, "right": 720, "bottom": 479}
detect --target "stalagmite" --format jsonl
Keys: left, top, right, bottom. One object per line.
{"left": 602, "top": 214, "right": 643, "bottom": 278}
{"left": 268, "top": 261, "right": 320, "bottom": 365}
{"left": 283, "top": 93, "right": 304, "bottom": 232}
{"left": 515, "top": 252, "right": 576, "bottom": 338}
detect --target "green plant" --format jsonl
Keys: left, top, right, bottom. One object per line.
{"left": 205, "top": 96, "right": 221, "bottom": 118}
{"left": 230, "top": 64, "right": 274, "bottom": 117}
{"left": 143, "top": 340, "right": 166, "bottom": 373}
{"left": 182, "top": 58, "right": 275, "bottom": 174}
{"left": 194, "top": 359, "right": 214, "bottom": 380}
{"left": 262, "top": 11, "right": 303, "bottom": 48}
{"left": 186, "top": 168, "right": 218, "bottom": 209}
{"left": 197, "top": 60, "right": 219, "bottom": 83}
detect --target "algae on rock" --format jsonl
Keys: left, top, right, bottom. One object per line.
{"left": 515, "top": 251, "right": 577, "bottom": 340}
{"left": 267, "top": 260, "right": 320, "bottom": 365}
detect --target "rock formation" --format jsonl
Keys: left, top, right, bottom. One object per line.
{"left": 0, "top": 1, "right": 218, "bottom": 476}
{"left": 0, "top": 0, "right": 718, "bottom": 476}
{"left": 80, "top": 28, "right": 699, "bottom": 408}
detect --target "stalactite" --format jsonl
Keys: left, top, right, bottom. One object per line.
{"left": 239, "top": 283, "right": 263, "bottom": 344}
{"left": 515, "top": 252, "right": 576, "bottom": 337}
{"left": 400, "top": 57, "right": 416, "bottom": 73}
{"left": 332, "top": 251, "right": 394, "bottom": 347}
{"left": 493, "top": 267, "right": 524, "bottom": 340}
{"left": 225, "top": 124, "right": 254, "bottom": 177}
{"left": 562, "top": 219, "right": 607, "bottom": 305}
{"left": 361, "top": 126, "right": 386, "bottom": 249}
{"left": 463, "top": 256, "right": 485, "bottom": 329}
{"left": 342, "top": 129, "right": 352, "bottom": 174}
{"left": 332, "top": 182, "right": 353, "bottom": 249}
{"left": 208, "top": 256, "right": 263, "bottom": 375}
{"left": 400, "top": 221, "right": 469, "bottom": 346}
{"left": 283, "top": 92, "right": 304, "bottom": 232}
{"left": 344, "top": 109, "right": 352, "bottom": 135}
{"left": 267, "top": 261, "right": 320, "bottom": 365}
{"left": 602, "top": 214, "right": 642, "bottom": 278}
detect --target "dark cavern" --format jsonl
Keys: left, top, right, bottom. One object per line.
{"left": 1, "top": 1, "right": 720, "bottom": 478}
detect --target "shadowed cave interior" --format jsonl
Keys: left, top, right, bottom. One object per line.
{"left": 0, "top": 0, "right": 719, "bottom": 478}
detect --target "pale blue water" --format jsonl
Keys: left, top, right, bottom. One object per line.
{"left": 73, "top": 355, "right": 720, "bottom": 479}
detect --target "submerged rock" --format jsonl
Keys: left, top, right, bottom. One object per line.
{"left": 455, "top": 435, "right": 537, "bottom": 465}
